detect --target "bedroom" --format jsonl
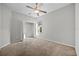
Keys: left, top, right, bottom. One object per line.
{"left": 0, "top": 3, "right": 79, "bottom": 56}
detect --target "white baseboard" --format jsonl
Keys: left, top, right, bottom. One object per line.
{"left": 0, "top": 43, "right": 10, "bottom": 49}
{"left": 43, "top": 39, "right": 75, "bottom": 48}
{"left": 53, "top": 41, "right": 75, "bottom": 48}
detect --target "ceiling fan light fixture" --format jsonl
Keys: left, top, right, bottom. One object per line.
{"left": 34, "top": 9, "right": 39, "bottom": 13}
{"left": 26, "top": 3, "right": 47, "bottom": 17}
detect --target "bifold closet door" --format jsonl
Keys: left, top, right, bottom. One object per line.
{"left": 10, "top": 17, "right": 23, "bottom": 43}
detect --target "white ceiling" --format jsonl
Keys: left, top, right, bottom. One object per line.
{"left": 4, "top": 3, "right": 70, "bottom": 18}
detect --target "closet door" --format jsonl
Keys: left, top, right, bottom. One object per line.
{"left": 10, "top": 17, "right": 23, "bottom": 43}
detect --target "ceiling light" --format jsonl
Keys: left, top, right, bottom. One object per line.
{"left": 34, "top": 10, "right": 39, "bottom": 13}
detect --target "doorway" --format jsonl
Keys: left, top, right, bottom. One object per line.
{"left": 23, "top": 22, "right": 35, "bottom": 39}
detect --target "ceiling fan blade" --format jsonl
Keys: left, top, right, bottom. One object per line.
{"left": 39, "top": 10, "right": 47, "bottom": 13}
{"left": 26, "top": 5, "right": 34, "bottom": 9}
{"left": 37, "top": 13, "right": 39, "bottom": 16}
{"left": 35, "top": 3, "right": 38, "bottom": 9}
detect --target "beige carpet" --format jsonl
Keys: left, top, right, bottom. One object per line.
{"left": 0, "top": 38, "right": 76, "bottom": 56}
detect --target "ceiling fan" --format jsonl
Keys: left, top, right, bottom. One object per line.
{"left": 26, "top": 3, "right": 47, "bottom": 16}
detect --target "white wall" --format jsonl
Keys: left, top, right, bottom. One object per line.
{"left": 0, "top": 4, "right": 2, "bottom": 48}
{"left": 75, "top": 3, "right": 79, "bottom": 56}
{"left": 37, "top": 4, "right": 75, "bottom": 47}
{"left": 0, "top": 4, "right": 12, "bottom": 48}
